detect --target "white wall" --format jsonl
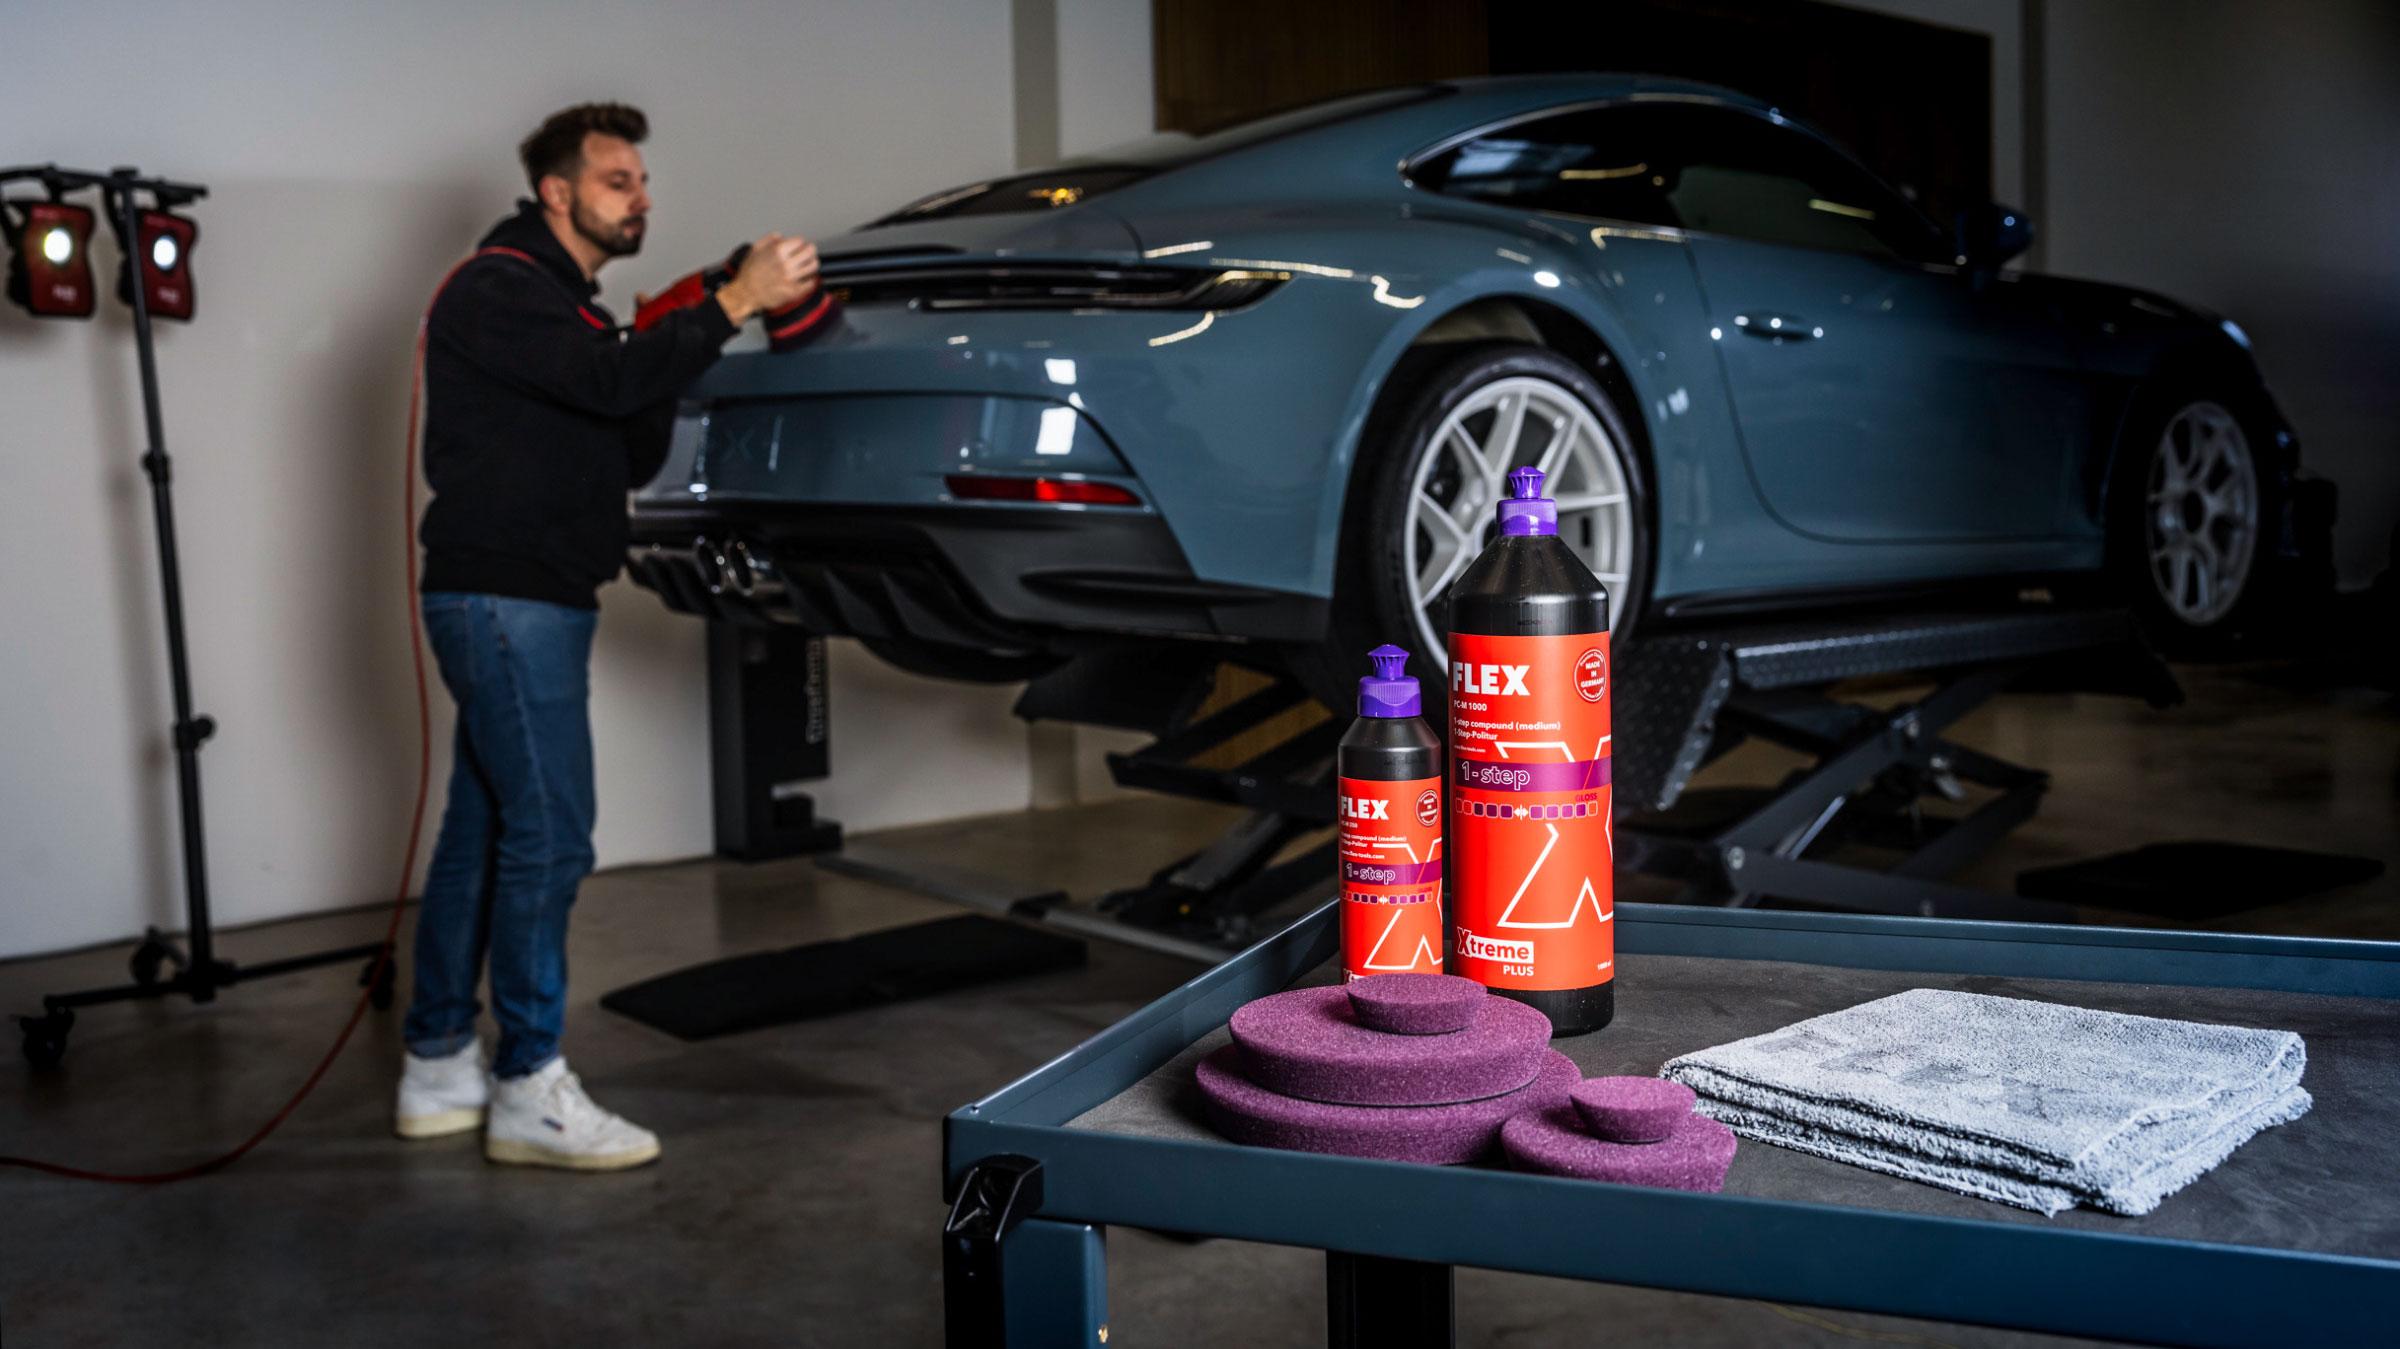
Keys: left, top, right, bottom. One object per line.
{"left": 1055, "top": 0, "right": 1157, "bottom": 158}
{"left": 0, "top": 0, "right": 1061, "bottom": 958}
{"left": 2041, "top": 0, "right": 2400, "bottom": 585}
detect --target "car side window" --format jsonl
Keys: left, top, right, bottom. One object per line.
{"left": 1414, "top": 104, "right": 1944, "bottom": 263}
{"left": 1650, "top": 105, "right": 1945, "bottom": 263}
{"left": 1410, "top": 109, "right": 1678, "bottom": 228}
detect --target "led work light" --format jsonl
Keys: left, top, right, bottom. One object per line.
{"left": 3, "top": 197, "right": 98, "bottom": 318}
{"left": 116, "top": 208, "right": 199, "bottom": 322}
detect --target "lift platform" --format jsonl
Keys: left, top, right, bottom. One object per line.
{"left": 1613, "top": 605, "right": 2180, "bottom": 920}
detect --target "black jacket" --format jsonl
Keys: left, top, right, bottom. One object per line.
{"left": 418, "top": 201, "right": 736, "bottom": 609}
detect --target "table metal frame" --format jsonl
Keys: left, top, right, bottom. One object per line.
{"left": 943, "top": 902, "right": 2400, "bottom": 1347}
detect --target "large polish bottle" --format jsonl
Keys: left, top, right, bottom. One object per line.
{"left": 1445, "top": 467, "right": 1615, "bottom": 1035}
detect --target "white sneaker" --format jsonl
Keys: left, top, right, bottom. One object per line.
{"left": 395, "top": 1041, "right": 490, "bottom": 1140}
{"left": 484, "top": 1058, "right": 661, "bottom": 1172}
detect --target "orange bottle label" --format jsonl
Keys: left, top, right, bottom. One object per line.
{"left": 1446, "top": 632, "right": 1614, "bottom": 991}
{"left": 1337, "top": 775, "right": 1445, "bottom": 981}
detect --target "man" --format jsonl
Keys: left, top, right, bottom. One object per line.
{"left": 396, "top": 103, "right": 818, "bottom": 1170}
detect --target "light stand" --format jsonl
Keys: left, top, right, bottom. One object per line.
{"left": 7, "top": 165, "right": 393, "bottom": 1066}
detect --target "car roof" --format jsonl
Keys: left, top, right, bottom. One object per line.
{"left": 1441, "top": 72, "right": 1763, "bottom": 108}
{"left": 1081, "top": 74, "right": 1776, "bottom": 203}
{"left": 1402, "top": 74, "right": 1780, "bottom": 152}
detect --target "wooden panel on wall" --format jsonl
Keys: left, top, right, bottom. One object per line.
{"left": 1152, "top": 0, "right": 1491, "bottom": 134}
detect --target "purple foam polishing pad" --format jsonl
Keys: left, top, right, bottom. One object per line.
{"left": 1199, "top": 1047, "right": 1580, "bottom": 1164}
{"left": 1346, "top": 973, "right": 1484, "bottom": 1035}
{"left": 1501, "top": 1105, "right": 1738, "bottom": 1192}
{"left": 1230, "top": 985, "right": 1552, "bottom": 1106}
{"left": 1570, "top": 1076, "right": 1698, "bottom": 1143}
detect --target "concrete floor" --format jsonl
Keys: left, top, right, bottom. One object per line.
{"left": 2, "top": 661, "right": 2392, "bottom": 1346}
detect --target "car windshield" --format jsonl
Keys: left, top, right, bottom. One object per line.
{"left": 872, "top": 85, "right": 1452, "bottom": 226}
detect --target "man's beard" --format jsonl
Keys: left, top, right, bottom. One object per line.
{"left": 570, "top": 194, "right": 643, "bottom": 258}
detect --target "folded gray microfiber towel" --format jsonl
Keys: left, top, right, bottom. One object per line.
{"left": 1661, "top": 989, "right": 2312, "bottom": 1216}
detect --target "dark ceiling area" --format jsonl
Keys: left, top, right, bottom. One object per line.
{"left": 1156, "top": 0, "right": 1993, "bottom": 223}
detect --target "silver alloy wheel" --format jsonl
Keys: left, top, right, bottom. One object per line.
{"left": 2145, "top": 400, "right": 2258, "bottom": 627}
{"left": 1403, "top": 374, "right": 1636, "bottom": 659}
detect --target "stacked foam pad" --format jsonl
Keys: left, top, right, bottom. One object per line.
{"left": 1197, "top": 973, "right": 1576, "bottom": 1164}
{"left": 1500, "top": 1075, "right": 1738, "bottom": 1191}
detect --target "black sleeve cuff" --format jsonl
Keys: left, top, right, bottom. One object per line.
{"left": 685, "top": 294, "right": 741, "bottom": 345}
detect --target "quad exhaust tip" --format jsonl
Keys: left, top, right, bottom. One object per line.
{"left": 724, "top": 539, "right": 760, "bottom": 597}
{"left": 692, "top": 536, "right": 762, "bottom": 598}
{"left": 692, "top": 536, "right": 729, "bottom": 595}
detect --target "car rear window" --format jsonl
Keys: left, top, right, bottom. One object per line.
{"left": 1083, "top": 85, "right": 1454, "bottom": 165}
{"left": 874, "top": 168, "right": 1154, "bottom": 224}
{"left": 870, "top": 85, "right": 1454, "bottom": 227}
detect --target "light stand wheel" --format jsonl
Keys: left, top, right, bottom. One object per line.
{"left": 128, "top": 928, "right": 188, "bottom": 988}
{"left": 18, "top": 1008, "right": 74, "bottom": 1068}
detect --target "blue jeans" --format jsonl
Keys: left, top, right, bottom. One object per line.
{"left": 404, "top": 592, "right": 598, "bottom": 1079}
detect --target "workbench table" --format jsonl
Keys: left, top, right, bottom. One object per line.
{"left": 942, "top": 904, "right": 2400, "bottom": 1346}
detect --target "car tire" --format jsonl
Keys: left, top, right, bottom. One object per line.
{"left": 1296, "top": 341, "right": 1653, "bottom": 721}
{"left": 2106, "top": 383, "right": 2279, "bottom": 656}
{"left": 857, "top": 635, "right": 1063, "bottom": 684}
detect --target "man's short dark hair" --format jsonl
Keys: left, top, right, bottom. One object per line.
{"left": 519, "top": 103, "right": 648, "bottom": 190}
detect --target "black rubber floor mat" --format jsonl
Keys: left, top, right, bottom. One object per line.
{"left": 600, "top": 914, "right": 1086, "bottom": 1041}
{"left": 2016, "top": 842, "right": 2384, "bottom": 918}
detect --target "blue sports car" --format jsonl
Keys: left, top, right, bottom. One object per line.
{"left": 628, "top": 76, "right": 2302, "bottom": 702}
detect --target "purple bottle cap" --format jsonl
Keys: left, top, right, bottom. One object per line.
{"left": 1357, "top": 644, "right": 1421, "bottom": 718}
{"left": 1498, "top": 466, "right": 1557, "bottom": 537}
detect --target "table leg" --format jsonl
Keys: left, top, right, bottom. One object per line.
{"left": 944, "top": 1211, "right": 1107, "bottom": 1348}
{"left": 1005, "top": 1219, "right": 1108, "bottom": 1347}
{"left": 1326, "top": 1250, "right": 1453, "bottom": 1349}
{"left": 945, "top": 1154, "right": 1109, "bottom": 1347}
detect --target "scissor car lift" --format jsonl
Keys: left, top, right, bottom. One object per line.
{"left": 1611, "top": 605, "right": 2180, "bottom": 920}
{"left": 834, "top": 603, "right": 2176, "bottom": 957}
{"left": 822, "top": 646, "right": 1340, "bottom": 966}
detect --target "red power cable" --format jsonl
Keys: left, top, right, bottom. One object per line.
{"left": 0, "top": 257, "right": 481, "bottom": 1183}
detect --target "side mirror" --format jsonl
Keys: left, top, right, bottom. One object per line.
{"left": 1956, "top": 203, "right": 2034, "bottom": 270}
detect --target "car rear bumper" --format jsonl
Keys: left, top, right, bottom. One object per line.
{"left": 640, "top": 255, "right": 1396, "bottom": 601}
{"left": 625, "top": 501, "right": 1328, "bottom": 648}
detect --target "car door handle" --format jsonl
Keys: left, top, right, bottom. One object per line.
{"left": 1733, "top": 313, "right": 1820, "bottom": 340}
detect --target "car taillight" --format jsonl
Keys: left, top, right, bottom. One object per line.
{"left": 945, "top": 474, "right": 1141, "bottom": 506}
